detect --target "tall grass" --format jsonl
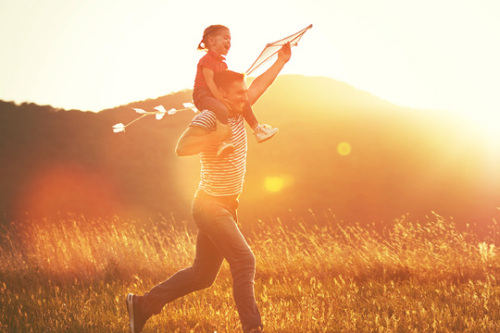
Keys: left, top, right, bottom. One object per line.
{"left": 1, "top": 212, "right": 499, "bottom": 332}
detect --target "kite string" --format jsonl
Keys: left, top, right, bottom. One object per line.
{"left": 123, "top": 113, "right": 151, "bottom": 128}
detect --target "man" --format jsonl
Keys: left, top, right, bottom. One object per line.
{"left": 126, "top": 42, "right": 291, "bottom": 333}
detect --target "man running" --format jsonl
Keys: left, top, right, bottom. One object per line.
{"left": 126, "top": 43, "right": 292, "bottom": 333}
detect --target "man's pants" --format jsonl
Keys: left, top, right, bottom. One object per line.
{"left": 142, "top": 192, "right": 262, "bottom": 332}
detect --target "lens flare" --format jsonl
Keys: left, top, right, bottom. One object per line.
{"left": 14, "top": 164, "right": 119, "bottom": 219}
{"left": 265, "top": 177, "right": 285, "bottom": 192}
{"left": 337, "top": 142, "right": 352, "bottom": 156}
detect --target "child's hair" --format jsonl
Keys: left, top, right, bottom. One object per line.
{"left": 197, "top": 25, "right": 229, "bottom": 51}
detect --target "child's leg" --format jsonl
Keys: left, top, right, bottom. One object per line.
{"left": 193, "top": 90, "right": 229, "bottom": 124}
{"left": 244, "top": 101, "right": 279, "bottom": 143}
{"left": 242, "top": 102, "right": 259, "bottom": 130}
{"left": 203, "top": 97, "right": 229, "bottom": 124}
{"left": 193, "top": 88, "right": 234, "bottom": 156}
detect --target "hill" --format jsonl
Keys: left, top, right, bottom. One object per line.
{"left": 0, "top": 75, "right": 498, "bottom": 229}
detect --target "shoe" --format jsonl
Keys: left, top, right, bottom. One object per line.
{"left": 253, "top": 124, "right": 278, "bottom": 143}
{"left": 217, "top": 141, "right": 235, "bottom": 157}
{"left": 126, "top": 293, "right": 150, "bottom": 333}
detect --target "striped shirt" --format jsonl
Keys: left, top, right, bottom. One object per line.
{"left": 190, "top": 111, "right": 247, "bottom": 196}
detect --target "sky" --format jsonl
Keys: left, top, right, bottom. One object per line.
{"left": 1, "top": 0, "right": 499, "bottom": 125}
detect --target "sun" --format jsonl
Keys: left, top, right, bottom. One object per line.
{"left": 463, "top": 111, "right": 500, "bottom": 154}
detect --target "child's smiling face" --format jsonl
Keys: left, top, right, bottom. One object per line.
{"left": 209, "top": 28, "right": 231, "bottom": 55}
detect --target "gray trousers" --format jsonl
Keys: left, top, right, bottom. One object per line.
{"left": 142, "top": 191, "right": 262, "bottom": 332}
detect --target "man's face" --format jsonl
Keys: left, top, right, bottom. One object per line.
{"left": 220, "top": 80, "right": 248, "bottom": 114}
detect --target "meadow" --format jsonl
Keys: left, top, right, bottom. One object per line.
{"left": 1, "top": 211, "right": 500, "bottom": 332}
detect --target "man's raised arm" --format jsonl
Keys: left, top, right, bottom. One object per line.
{"left": 246, "top": 42, "right": 292, "bottom": 106}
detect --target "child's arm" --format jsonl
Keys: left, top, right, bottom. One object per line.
{"left": 203, "top": 67, "right": 227, "bottom": 105}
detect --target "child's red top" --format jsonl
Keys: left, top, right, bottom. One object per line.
{"left": 194, "top": 50, "right": 228, "bottom": 89}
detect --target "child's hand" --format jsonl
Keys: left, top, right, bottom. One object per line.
{"left": 214, "top": 119, "right": 232, "bottom": 142}
{"left": 278, "top": 42, "right": 292, "bottom": 63}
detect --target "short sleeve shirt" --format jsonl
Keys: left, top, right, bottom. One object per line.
{"left": 189, "top": 111, "right": 247, "bottom": 196}
{"left": 194, "top": 51, "right": 228, "bottom": 89}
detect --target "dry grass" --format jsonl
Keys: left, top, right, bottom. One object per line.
{"left": 1, "top": 212, "right": 500, "bottom": 332}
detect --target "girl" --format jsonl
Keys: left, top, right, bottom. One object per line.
{"left": 193, "top": 24, "right": 279, "bottom": 156}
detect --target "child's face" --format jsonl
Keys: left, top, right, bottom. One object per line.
{"left": 209, "top": 29, "right": 231, "bottom": 55}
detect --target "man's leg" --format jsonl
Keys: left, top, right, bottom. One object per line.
{"left": 127, "top": 230, "right": 223, "bottom": 332}
{"left": 223, "top": 224, "right": 262, "bottom": 333}
{"left": 140, "top": 230, "right": 224, "bottom": 316}
{"left": 193, "top": 197, "right": 263, "bottom": 333}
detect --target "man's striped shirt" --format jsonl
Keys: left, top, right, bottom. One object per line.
{"left": 190, "top": 111, "right": 247, "bottom": 196}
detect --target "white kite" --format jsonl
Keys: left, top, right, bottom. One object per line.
{"left": 112, "top": 104, "right": 197, "bottom": 133}
{"left": 246, "top": 24, "right": 313, "bottom": 76}
{"left": 112, "top": 25, "right": 312, "bottom": 133}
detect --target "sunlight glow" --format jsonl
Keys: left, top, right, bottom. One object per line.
{"left": 467, "top": 112, "right": 500, "bottom": 167}
{"left": 14, "top": 165, "right": 119, "bottom": 219}
{"left": 1, "top": 0, "right": 499, "bottom": 114}
{"left": 265, "top": 177, "right": 285, "bottom": 192}
{"left": 337, "top": 142, "right": 352, "bottom": 156}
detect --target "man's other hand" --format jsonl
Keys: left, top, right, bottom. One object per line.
{"left": 214, "top": 119, "right": 232, "bottom": 142}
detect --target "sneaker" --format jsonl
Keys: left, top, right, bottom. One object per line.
{"left": 253, "top": 124, "right": 278, "bottom": 143}
{"left": 217, "top": 141, "right": 235, "bottom": 157}
{"left": 126, "top": 293, "right": 150, "bottom": 333}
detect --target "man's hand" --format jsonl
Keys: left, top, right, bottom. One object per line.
{"left": 214, "top": 119, "right": 232, "bottom": 142}
{"left": 247, "top": 42, "right": 292, "bottom": 106}
{"left": 175, "top": 119, "right": 232, "bottom": 156}
{"left": 278, "top": 42, "right": 292, "bottom": 64}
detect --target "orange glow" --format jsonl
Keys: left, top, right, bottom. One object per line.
{"left": 264, "top": 177, "right": 285, "bottom": 192}
{"left": 15, "top": 164, "right": 120, "bottom": 219}
{"left": 337, "top": 142, "right": 352, "bottom": 156}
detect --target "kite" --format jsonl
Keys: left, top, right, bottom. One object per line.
{"left": 112, "top": 103, "right": 197, "bottom": 133}
{"left": 246, "top": 24, "right": 313, "bottom": 76}
{"left": 112, "top": 24, "right": 312, "bottom": 133}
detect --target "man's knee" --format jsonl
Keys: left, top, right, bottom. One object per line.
{"left": 193, "top": 268, "right": 218, "bottom": 289}
{"left": 197, "top": 276, "right": 217, "bottom": 289}
{"left": 244, "top": 251, "right": 256, "bottom": 268}
{"left": 232, "top": 251, "right": 256, "bottom": 276}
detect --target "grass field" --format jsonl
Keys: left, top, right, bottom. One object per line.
{"left": 1, "top": 211, "right": 500, "bottom": 332}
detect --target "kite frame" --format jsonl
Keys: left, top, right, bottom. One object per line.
{"left": 246, "top": 24, "right": 313, "bottom": 76}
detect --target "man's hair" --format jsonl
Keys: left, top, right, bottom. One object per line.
{"left": 213, "top": 70, "right": 245, "bottom": 91}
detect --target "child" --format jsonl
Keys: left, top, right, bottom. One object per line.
{"left": 193, "top": 24, "right": 279, "bottom": 156}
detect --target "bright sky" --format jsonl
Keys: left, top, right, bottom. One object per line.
{"left": 1, "top": 0, "right": 499, "bottom": 124}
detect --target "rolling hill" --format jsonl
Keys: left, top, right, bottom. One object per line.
{"left": 0, "top": 75, "right": 498, "bottom": 230}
